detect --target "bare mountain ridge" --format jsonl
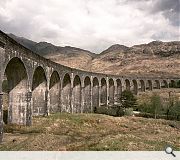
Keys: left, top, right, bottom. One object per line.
{"left": 8, "top": 34, "right": 97, "bottom": 70}
{"left": 91, "top": 41, "right": 180, "bottom": 77}
{"left": 8, "top": 33, "right": 180, "bottom": 76}
{"left": 8, "top": 33, "right": 96, "bottom": 57}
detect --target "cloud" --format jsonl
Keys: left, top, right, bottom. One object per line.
{"left": 0, "top": 0, "right": 179, "bottom": 53}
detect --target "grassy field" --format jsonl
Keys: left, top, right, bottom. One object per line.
{"left": 0, "top": 113, "right": 179, "bottom": 151}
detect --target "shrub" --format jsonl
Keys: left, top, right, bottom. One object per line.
{"left": 124, "top": 108, "right": 134, "bottom": 116}
{"left": 120, "top": 90, "right": 137, "bottom": 109}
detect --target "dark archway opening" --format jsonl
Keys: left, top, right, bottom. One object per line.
{"left": 109, "top": 79, "right": 115, "bottom": 104}
{"left": 61, "top": 73, "right": 71, "bottom": 113}
{"left": 154, "top": 80, "right": 160, "bottom": 89}
{"left": 169, "top": 80, "right": 176, "bottom": 88}
{"left": 161, "top": 80, "right": 168, "bottom": 88}
{"left": 139, "top": 80, "right": 145, "bottom": 92}
{"left": 146, "top": 80, "right": 152, "bottom": 90}
{"left": 132, "top": 80, "right": 138, "bottom": 95}
{"left": 72, "top": 75, "right": 81, "bottom": 113}
{"left": 84, "top": 76, "right": 91, "bottom": 113}
{"left": 125, "top": 79, "right": 130, "bottom": 91}
{"left": 100, "top": 78, "right": 107, "bottom": 106}
{"left": 4, "top": 57, "right": 28, "bottom": 125}
{"left": 32, "top": 66, "right": 47, "bottom": 116}
{"left": 116, "top": 79, "right": 122, "bottom": 103}
{"left": 49, "top": 71, "right": 60, "bottom": 113}
{"left": 92, "top": 77, "right": 99, "bottom": 112}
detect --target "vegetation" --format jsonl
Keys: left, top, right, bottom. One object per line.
{"left": 0, "top": 113, "right": 179, "bottom": 151}
{"left": 120, "top": 90, "right": 137, "bottom": 109}
{"left": 137, "top": 90, "right": 180, "bottom": 121}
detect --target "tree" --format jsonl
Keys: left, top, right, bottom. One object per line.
{"left": 150, "top": 93, "right": 162, "bottom": 119}
{"left": 120, "top": 90, "right": 137, "bottom": 109}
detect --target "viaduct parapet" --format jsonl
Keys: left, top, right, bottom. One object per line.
{"left": 0, "top": 30, "right": 179, "bottom": 142}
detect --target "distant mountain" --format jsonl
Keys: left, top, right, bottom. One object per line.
{"left": 90, "top": 41, "right": 180, "bottom": 77}
{"left": 100, "top": 44, "right": 129, "bottom": 55}
{"left": 8, "top": 33, "right": 180, "bottom": 77}
{"left": 8, "top": 33, "right": 96, "bottom": 70}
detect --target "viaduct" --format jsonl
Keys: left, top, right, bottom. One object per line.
{"left": 0, "top": 30, "right": 179, "bottom": 142}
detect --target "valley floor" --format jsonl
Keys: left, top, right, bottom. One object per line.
{"left": 0, "top": 113, "right": 179, "bottom": 151}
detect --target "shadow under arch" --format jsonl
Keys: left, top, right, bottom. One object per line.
{"left": 32, "top": 66, "right": 47, "bottom": 116}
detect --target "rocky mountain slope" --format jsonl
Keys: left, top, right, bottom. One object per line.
{"left": 9, "top": 34, "right": 180, "bottom": 77}
{"left": 8, "top": 34, "right": 96, "bottom": 70}
{"left": 90, "top": 41, "right": 180, "bottom": 77}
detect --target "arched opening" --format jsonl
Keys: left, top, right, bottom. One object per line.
{"left": 100, "top": 78, "right": 107, "bottom": 106}
{"left": 177, "top": 80, "right": 180, "bottom": 88}
{"left": 83, "top": 76, "right": 91, "bottom": 113}
{"left": 169, "top": 80, "right": 176, "bottom": 88}
{"left": 61, "top": 73, "right": 71, "bottom": 113}
{"left": 3, "top": 57, "right": 28, "bottom": 125}
{"left": 92, "top": 77, "right": 99, "bottom": 112}
{"left": 146, "top": 80, "right": 152, "bottom": 90}
{"left": 2, "top": 77, "right": 9, "bottom": 124}
{"left": 109, "top": 78, "right": 115, "bottom": 104}
{"left": 161, "top": 80, "right": 168, "bottom": 88}
{"left": 125, "top": 79, "right": 130, "bottom": 91}
{"left": 139, "top": 80, "right": 145, "bottom": 92}
{"left": 32, "top": 66, "right": 47, "bottom": 116}
{"left": 132, "top": 80, "right": 138, "bottom": 95}
{"left": 153, "top": 80, "right": 160, "bottom": 89}
{"left": 49, "top": 71, "right": 60, "bottom": 113}
{"left": 72, "top": 75, "right": 81, "bottom": 113}
{"left": 116, "top": 79, "right": 122, "bottom": 103}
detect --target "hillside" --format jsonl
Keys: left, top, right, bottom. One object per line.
{"left": 8, "top": 34, "right": 96, "bottom": 70}
{"left": 90, "top": 41, "right": 180, "bottom": 77}
{"left": 0, "top": 113, "right": 179, "bottom": 151}
{"left": 9, "top": 33, "right": 180, "bottom": 77}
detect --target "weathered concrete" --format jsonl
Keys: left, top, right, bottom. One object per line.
{"left": 0, "top": 30, "right": 179, "bottom": 143}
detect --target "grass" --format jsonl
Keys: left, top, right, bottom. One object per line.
{"left": 0, "top": 113, "right": 179, "bottom": 151}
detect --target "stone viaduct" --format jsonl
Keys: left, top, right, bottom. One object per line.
{"left": 0, "top": 30, "right": 179, "bottom": 142}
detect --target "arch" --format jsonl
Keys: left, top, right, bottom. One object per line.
{"left": 2, "top": 77, "right": 8, "bottom": 124}
{"left": 146, "top": 80, "right": 153, "bottom": 90}
{"left": 109, "top": 78, "right": 115, "bottom": 104}
{"left": 169, "top": 80, "right": 176, "bottom": 88}
{"left": 49, "top": 71, "right": 61, "bottom": 113}
{"left": 100, "top": 78, "right": 107, "bottom": 106}
{"left": 176, "top": 80, "right": 180, "bottom": 88}
{"left": 161, "top": 80, "right": 168, "bottom": 88}
{"left": 153, "top": 80, "right": 160, "bottom": 89}
{"left": 61, "top": 73, "right": 71, "bottom": 113}
{"left": 116, "top": 79, "right": 122, "bottom": 103}
{"left": 4, "top": 57, "right": 28, "bottom": 124}
{"left": 83, "top": 76, "right": 91, "bottom": 113}
{"left": 139, "top": 80, "right": 145, "bottom": 92}
{"left": 125, "top": 79, "right": 130, "bottom": 91}
{"left": 72, "top": 75, "right": 81, "bottom": 113}
{"left": 32, "top": 66, "right": 47, "bottom": 116}
{"left": 132, "top": 79, "right": 138, "bottom": 95}
{"left": 92, "top": 77, "right": 99, "bottom": 111}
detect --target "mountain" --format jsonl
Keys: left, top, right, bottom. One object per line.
{"left": 8, "top": 34, "right": 96, "bottom": 70}
{"left": 90, "top": 41, "right": 180, "bottom": 77}
{"left": 8, "top": 33, "right": 180, "bottom": 77}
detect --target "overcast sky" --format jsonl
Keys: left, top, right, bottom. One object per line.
{"left": 0, "top": 0, "right": 179, "bottom": 53}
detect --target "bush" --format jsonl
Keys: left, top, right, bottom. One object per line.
{"left": 124, "top": 108, "right": 134, "bottom": 116}
{"left": 95, "top": 105, "right": 125, "bottom": 117}
{"left": 120, "top": 90, "right": 137, "bottom": 109}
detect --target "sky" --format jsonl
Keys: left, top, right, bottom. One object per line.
{"left": 0, "top": 0, "right": 179, "bottom": 53}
